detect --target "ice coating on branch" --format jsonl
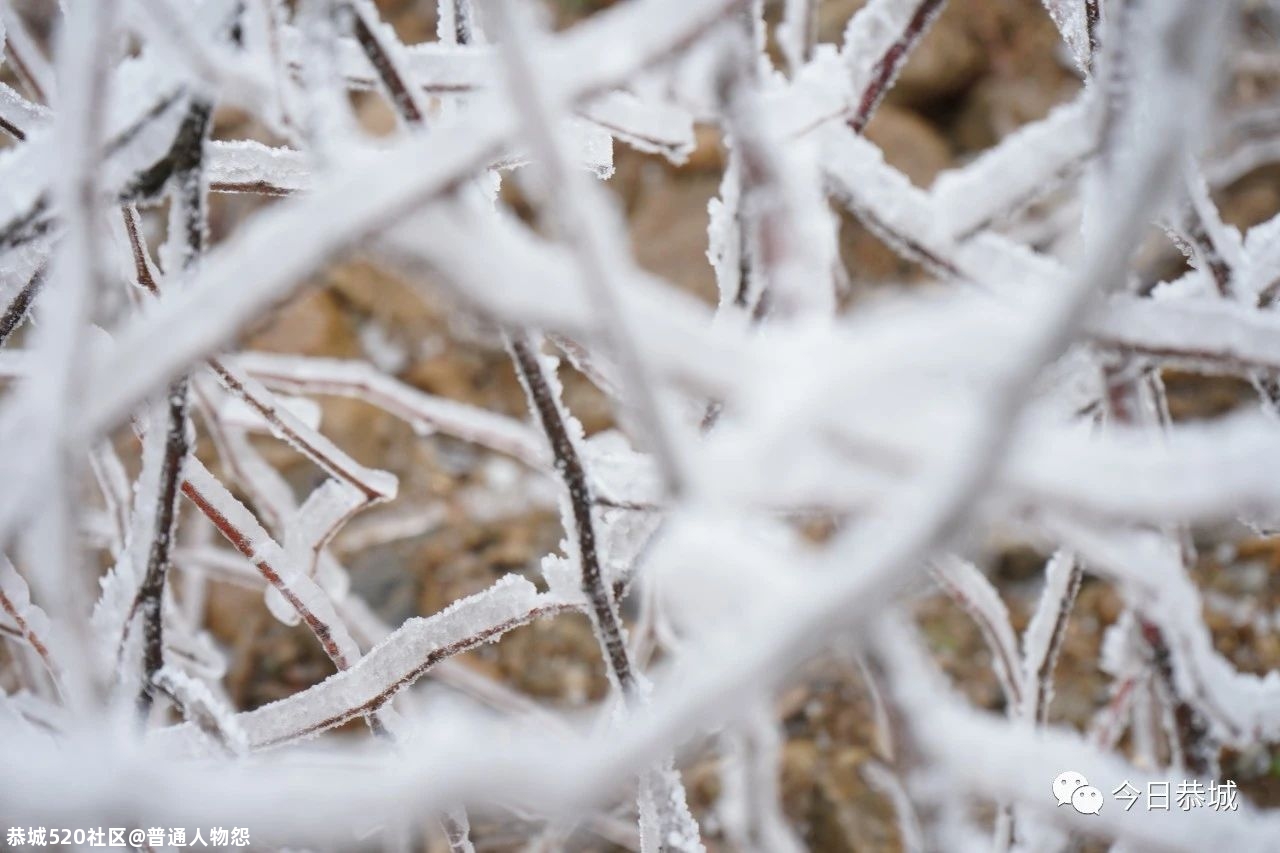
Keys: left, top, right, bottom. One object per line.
{"left": 348, "top": 0, "right": 431, "bottom": 129}
{"left": 287, "top": 478, "right": 363, "bottom": 567}
{"left": 1044, "top": 518, "right": 1280, "bottom": 741}
{"left": 0, "top": 4, "right": 54, "bottom": 104}
{"left": 485, "top": 119, "right": 617, "bottom": 177}
{"left": 0, "top": 82, "right": 50, "bottom": 137}
{"left": 841, "top": 0, "right": 946, "bottom": 130}
{"left": 932, "top": 557, "right": 1023, "bottom": 709}
{"left": 932, "top": 92, "right": 1099, "bottom": 238}
{"left": 841, "top": 0, "right": 929, "bottom": 89}
{"left": 581, "top": 93, "right": 695, "bottom": 163}
{"left": 183, "top": 458, "right": 361, "bottom": 666}
{"left": 210, "top": 359, "right": 398, "bottom": 501}
{"left": 158, "top": 574, "right": 554, "bottom": 751}
{"left": 232, "top": 352, "right": 550, "bottom": 468}
{"left": 154, "top": 665, "right": 248, "bottom": 755}
{"left": 777, "top": 0, "right": 813, "bottom": 74}
{"left": 1019, "top": 550, "right": 1080, "bottom": 722}
{"left": 91, "top": 396, "right": 171, "bottom": 665}
{"left": 0, "top": 689, "right": 62, "bottom": 744}
{"left": 706, "top": 155, "right": 744, "bottom": 313}
{"left": 767, "top": 46, "right": 854, "bottom": 138}
{"left": 217, "top": 391, "right": 321, "bottom": 433}
{"left": 542, "top": 431, "right": 663, "bottom": 594}
{"left": 821, "top": 123, "right": 1064, "bottom": 285}
{"left": 1038, "top": 0, "right": 1092, "bottom": 74}
{"left": 1242, "top": 212, "right": 1280, "bottom": 303}
{"left": 0, "top": 554, "right": 60, "bottom": 687}
{"left": 207, "top": 140, "right": 311, "bottom": 194}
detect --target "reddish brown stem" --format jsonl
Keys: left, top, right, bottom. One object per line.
{"left": 179, "top": 478, "right": 351, "bottom": 670}
{"left": 508, "top": 335, "right": 638, "bottom": 698}
{"left": 0, "top": 266, "right": 46, "bottom": 348}
{"left": 0, "top": 587, "right": 59, "bottom": 686}
{"left": 131, "top": 99, "right": 210, "bottom": 714}
{"left": 347, "top": 3, "right": 425, "bottom": 127}
{"left": 134, "top": 380, "right": 192, "bottom": 715}
{"left": 206, "top": 359, "right": 392, "bottom": 501}
{"left": 848, "top": 0, "right": 948, "bottom": 134}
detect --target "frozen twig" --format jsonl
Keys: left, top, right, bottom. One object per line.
{"left": 506, "top": 331, "right": 703, "bottom": 852}
{"left": 1019, "top": 550, "right": 1081, "bottom": 725}
{"left": 0, "top": 3, "right": 57, "bottom": 104}
{"left": 0, "top": 266, "right": 45, "bottom": 348}
{"left": 507, "top": 334, "right": 636, "bottom": 694}
{"left": 932, "top": 557, "right": 1023, "bottom": 711}
{"left": 132, "top": 381, "right": 193, "bottom": 713}
{"left": 489, "top": 0, "right": 687, "bottom": 498}
{"left": 846, "top": 0, "right": 948, "bottom": 134}
{"left": 344, "top": 0, "right": 429, "bottom": 128}
{"left": 83, "top": 0, "right": 746, "bottom": 442}
{"left": 132, "top": 98, "right": 210, "bottom": 714}
{"left": 0, "top": 555, "right": 62, "bottom": 694}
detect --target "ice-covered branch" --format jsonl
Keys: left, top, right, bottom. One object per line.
{"left": 489, "top": 0, "right": 688, "bottom": 498}
{"left": 845, "top": 0, "right": 947, "bottom": 134}
{"left": 234, "top": 352, "right": 549, "bottom": 470}
{"left": 82, "top": 0, "right": 747, "bottom": 443}
{"left": 158, "top": 575, "right": 576, "bottom": 750}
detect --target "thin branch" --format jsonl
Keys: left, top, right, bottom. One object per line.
{"left": 206, "top": 358, "right": 397, "bottom": 502}
{"left": 1084, "top": 0, "right": 1102, "bottom": 72}
{"left": 1098, "top": 360, "right": 1213, "bottom": 771}
{"left": 156, "top": 575, "right": 577, "bottom": 750}
{"left": 489, "top": 0, "right": 688, "bottom": 498}
{"left": 1020, "top": 550, "right": 1082, "bottom": 725}
{"left": 1166, "top": 168, "right": 1240, "bottom": 299}
{"left": 180, "top": 458, "right": 359, "bottom": 670}
{"left": 448, "top": 0, "right": 476, "bottom": 46}
{"left": 344, "top": 0, "right": 428, "bottom": 127}
{"left": 0, "top": 81, "right": 50, "bottom": 140}
{"left": 507, "top": 330, "right": 704, "bottom": 852}
{"left": 0, "top": 556, "right": 62, "bottom": 693}
{"left": 232, "top": 352, "right": 548, "bottom": 469}
{"left": 508, "top": 334, "right": 637, "bottom": 695}
{"left": 0, "top": 266, "right": 46, "bottom": 348}
{"left": 779, "top": 0, "right": 818, "bottom": 74}
{"left": 931, "top": 557, "right": 1024, "bottom": 711}
{"left": 0, "top": 4, "right": 57, "bottom": 104}
{"left": 1137, "top": 617, "right": 1217, "bottom": 776}
{"left": 848, "top": 0, "right": 948, "bottom": 134}
{"left": 129, "top": 98, "right": 211, "bottom": 714}
{"left": 153, "top": 666, "right": 248, "bottom": 756}
{"left": 133, "top": 383, "right": 192, "bottom": 714}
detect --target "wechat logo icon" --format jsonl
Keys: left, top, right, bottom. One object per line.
{"left": 1053, "top": 771, "right": 1103, "bottom": 815}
